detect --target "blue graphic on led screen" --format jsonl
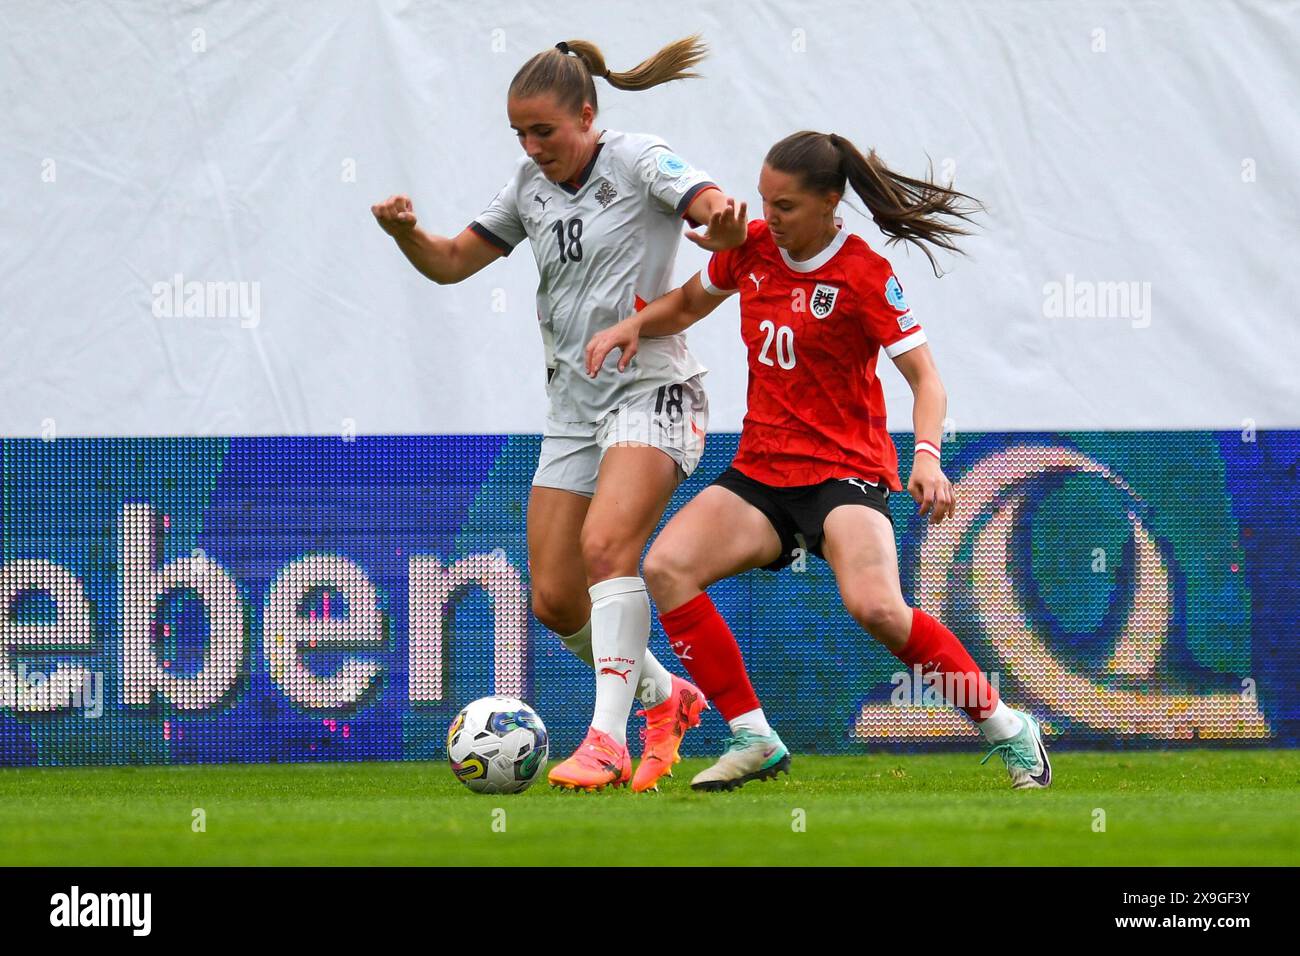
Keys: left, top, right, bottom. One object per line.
{"left": 0, "top": 431, "right": 1296, "bottom": 766}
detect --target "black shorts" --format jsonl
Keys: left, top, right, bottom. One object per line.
{"left": 711, "top": 466, "right": 894, "bottom": 572}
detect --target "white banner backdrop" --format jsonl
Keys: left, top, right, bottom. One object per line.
{"left": 1, "top": 0, "right": 1297, "bottom": 437}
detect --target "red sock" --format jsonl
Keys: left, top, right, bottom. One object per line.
{"left": 895, "top": 607, "right": 1000, "bottom": 722}
{"left": 658, "top": 592, "right": 760, "bottom": 721}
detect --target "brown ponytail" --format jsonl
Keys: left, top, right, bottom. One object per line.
{"left": 509, "top": 35, "right": 707, "bottom": 115}
{"left": 766, "top": 131, "right": 982, "bottom": 275}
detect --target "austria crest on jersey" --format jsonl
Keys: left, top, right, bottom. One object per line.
{"left": 810, "top": 283, "right": 840, "bottom": 319}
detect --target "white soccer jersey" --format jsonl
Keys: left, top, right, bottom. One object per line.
{"left": 471, "top": 130, "right": 715, "bottom": 423}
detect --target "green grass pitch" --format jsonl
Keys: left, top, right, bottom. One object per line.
{"left": 1, "top": 750, "right": 1296, "bottom": 866}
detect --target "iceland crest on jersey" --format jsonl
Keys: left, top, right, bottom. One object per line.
{"left": 811, "top": 283, "right": 840, "bottom": 319}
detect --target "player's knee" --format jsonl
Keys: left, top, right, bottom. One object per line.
{"left": 579, "top": 526, "right": 637, "bottom": 582}
{"left": 845, "top": 594, "right": 909, "bottom": 641}
{"left": 642, "top": 543, "right": 691, "bottom": 601}
{"left": 531, "top": 589, "right": 586, "bottom": 637}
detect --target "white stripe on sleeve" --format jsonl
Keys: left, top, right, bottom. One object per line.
{"left": 698, "top": 269, "right": 735, "bottom": 297}
{"left": 884, "top": 328, "right": 927, "bottom": 358}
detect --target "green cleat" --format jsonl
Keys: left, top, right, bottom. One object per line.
{"left": 690, "top": 728, "right": 791, "bottom": 792}
{"left": 980, "top": 709, "right": 1052, "bottom": 789}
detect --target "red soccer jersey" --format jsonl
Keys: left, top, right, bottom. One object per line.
{"left": 701, "top": 219, "right": 926, "bottom": 490}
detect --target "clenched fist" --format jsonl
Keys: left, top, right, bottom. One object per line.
{"left": 371, "top": 194, "right": 418, "bottom": 237}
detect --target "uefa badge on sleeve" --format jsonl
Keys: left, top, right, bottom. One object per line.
{"left": 885, "top": 275, "right": 908, "bottom": 311}
{"left": 811, "top": 283, "right": 840, "bottom": 319}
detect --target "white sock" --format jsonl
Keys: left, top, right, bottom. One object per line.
{"left": 558, "top": 619, "right": 594, "bottom": 667}
{"left": 588, "top": 576, "right": 650, "bottom": 746}
{"left": 978, "top": 701, "right": 1024, "bottom": 742}
{"left": 637, "top": 651, "right": 673, "bottom": 709}
{"left": 728, "top": 707, "right": 773, "bottom": 737}
{"left": 560, "top": 617, "right": 671, "bottom": 708}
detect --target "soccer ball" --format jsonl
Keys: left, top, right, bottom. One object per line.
{"left": 446, "top": 696, "right": 549, "bottom": 794}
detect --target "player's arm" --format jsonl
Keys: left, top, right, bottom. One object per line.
{"left": 371, "top": 194, "right": 504, "bottom": 285}
{"left": 684, "top": 194, "right": 748, "bottom": 252}
{"left": 892, "top": 343, "right": 955, "bottom": 524}
{"left": 585, "top": 274, "right": 729, "bottom": 376}
{"left": 637, "top": 142, "right": 746, "bottom": 251}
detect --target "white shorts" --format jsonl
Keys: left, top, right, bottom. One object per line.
{"left": 533, "top": 375, "right": 709, "bottom": 497}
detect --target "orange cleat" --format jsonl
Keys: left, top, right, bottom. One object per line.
{"left": 631, "top": 675, "right": 709, "bottom": 793}
{"left": 547, "top": 726, "right": 632, "bottom": 792}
